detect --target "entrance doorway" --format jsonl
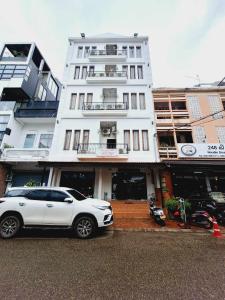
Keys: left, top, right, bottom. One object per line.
{"left": 60, "top": 171, "right": 95, "bottom": 197}
{"left": 112, "top": 171, "right": 147, "bottom": 200}
{"left": 107, "top": 139, "right": 116, "bottom": 149}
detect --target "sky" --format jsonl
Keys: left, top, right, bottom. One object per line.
{"left": 0, "top": 0, "right": 225, "bottom": 87}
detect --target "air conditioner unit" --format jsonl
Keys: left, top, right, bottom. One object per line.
{"left": 102, "top": 128, "right": 111, "bottom": 136}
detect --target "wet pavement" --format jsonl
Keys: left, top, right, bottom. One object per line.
{"left": 0, "top": 230, "right": 225, "bottom": 300}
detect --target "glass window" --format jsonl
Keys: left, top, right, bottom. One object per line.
{"left": 5, "top": 189, "right": 29, "bottom": 197}
{"left": 142, "top": 130, "right": 149, "bottom": 151}
{"left": 86, "top": 93, "right": 93, "bottom": 104}
{"left": 82, "top": 130, "right": 89, "bottom": 150}
{"left": 137, "top": 66, "right": 143, "bottom": 79}
{"left": 84, "top": 46, "right": 90, "bottom": 58}
{"left": 133, "top": 130, "right": 140, "bottom": 151}
{"left": 64, "top": 130, "right": 72, "bottom": 150}
{"left": 78, "top": 93, "right": 85, "bottom": 109}
{"left": 24, "top": 134, "right": 35, "bottom": 148}
{"left": 38, "top": 134, "right": 53, "bottom": 149}
{"left": 136, "top": 46, "right": 142, "bottom": 58}
{"left": 27, "top": 190, "right": 49, "bottom": 201}
{"left": 139, "top": 93, "right": 146, "bottom": 109}
{"left": 70, "top": 93, "right": 77, "bottom": 110}
{"left": 130, "top": 66, "right": 135, "bottom": 79}
{"left": 89, "top": 66, "right": 95, "bottom": 75}
{"left": 67, "top": 189, "right": 86, "bottom": 201}
{"left": 131, "top": 93, "right": 137, "bottom": 109}
{"left": 122, "top": 46, "right": 127, "bottom": 55}
{"left": 122, "top": 65, "right": 128, "bottom": 77}
{"left": 74, "top": 66, "right": 80, "bottom": 79}
{"left": 124, "top": 130, "right": 130, "bottom": 151}
{"left": 129, "top": 46, "right": 135, "bottom": 58}
{"left": 123, "top": 93, "right": 129, "bottom": 109}
{"left": 81, "top": 66, "right": 87, "bottom": 79}
{"left": 73, "top": 130, "right": 81, "bottom": 150}
{"left": 77, "top": 46, "right": 83, "bottom": 58}
{"left": 49, "top": 191, "right": 68, "bottom": 202}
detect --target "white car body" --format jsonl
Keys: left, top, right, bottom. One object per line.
{"left": 0, "top": 187, "right": 113, "bottom": 229}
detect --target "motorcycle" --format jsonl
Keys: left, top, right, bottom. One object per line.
{"left": 148, "top": 194, "right": 166, "bottom": 226}
{"left": 201, "top": 200, "right": 225, "bottom": 226}
{"left": 173, "top": 198, "right": 213, "bottom": 229}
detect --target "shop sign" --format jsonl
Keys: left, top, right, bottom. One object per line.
{"left": 96, "top": 148, "right": 119, "bottom": 157}
{"left": 177, "top": 143, "right": 225, "bottom": 159}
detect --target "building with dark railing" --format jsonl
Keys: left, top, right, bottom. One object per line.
{"left": 0, "top": 42, "right": 61, "bottom": 194}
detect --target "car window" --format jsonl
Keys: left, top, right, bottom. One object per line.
{"left": 48, "top": 191, "right": 68, "bottom": 202}
{"left": 4, "top": 189, "right": 29, "bottom": 197}
{"left": 67, "top": 189, "right": 87, "bottom": 201}
{"left": 27, "top": 190, "right": 49, "bottom": 201}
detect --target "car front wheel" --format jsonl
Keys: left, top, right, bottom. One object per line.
{"left": 0, "top": 215, "right": 21, "bottom": 239}
{"left": 74, "top": 216, "right": 96, "bottom": 239}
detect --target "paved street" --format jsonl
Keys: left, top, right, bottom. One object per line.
{"left": 0, "top": 230, "right": 225, "bottom": 300}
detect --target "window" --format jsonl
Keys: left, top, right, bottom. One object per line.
{"left": 24, "top": 134, "right": 35, "bottom": 148}
{"left": 187, "top": 96, "right": 202, "bottom": 120}
{"left": 87, "top": 93, "right": 93, "bottom": 104}
{"left": 216, "top": 127, "right": 225, "bottom": 143}
{"left": 39, "top": 134, "right": 53, "bottom": 149}
{"left": 137, "top": 66, "right": 143, "bottom": 79}
{"left": 142, "top": 130, "right": 149, "bottom": 151}
{"left": 131, "top": 93, "right": 137, "bottom": 109}
{"left": 73, "top": 130, "right": 81, "bottom": 150}
{"left": 124, "top": 130, "right": 130, "bottom": 151}
{"left": 139, "top": 93, "right": 146, "bottom": 110}
{"left": 133, "top": 130, "right": 140, "bottom": 151}
{"left": 82, "top": 130, "right": 89, "bottom": 150}
{"left": 74, "top": 66, "right": 80, "bottom": 79}
{"left": 48, "top": 76, "right": 58, "bottom": 98}
{"left": 136, "top": 46, "right": 142, "bottom": 58}
{"left": 208, "top": 95, "right": 223, "bottom": 119}
{"left": 130, "top": 66, "right": 135, "bottom": 79}
{"left": 5, "top": 189, "right": 29, "bottom": 197}
{"left": 78, "top": 93, "right": 85, "bottom": 109}
{"left": 122, "top": 46, "right": 127, "bottom": 55}
{"left": 84, "top": 46, "right": 90, "bottom": 58}
{"left": 27, "top": 190, "right": 49, "bottom": 201}
{"left": 129, "top": 46, "right": 135, "bottom": 58}
{"left": 89, "top": 66, "right": 95, "bottom": 76}
{"left": 0, "top": 115, "right": 9, "bottom": 145}
{"left": 123, "top": 93, "right": 129, "bottom": 109}
{"left": 122, "top": 65, "right": 128, "bottom": 77}
{"left": 49, "top": 191, "right": 68, "bottom": 202}
{"left": 194, "top": 127, "right": 206, "bottom": 143}
{"left": 81, "top": 66, "right": 87, "bottom": 79}
{"left": 70, "top": 93, "right": 77, "bottom": 110}
{"left": 67, "top": 189, "right": 86, "bottom": 201}
{"left": 64, "top": 130, "right": 72, "bottom": 150}
{"left": 38, "top": 84, "right": 46, "bottom": 101}
{"left": 77, "top": 46, "right": 83, "bottom": 58}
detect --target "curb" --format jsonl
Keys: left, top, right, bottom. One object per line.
{"left": 107, "top": 227, "right": 212, "bottom": 234}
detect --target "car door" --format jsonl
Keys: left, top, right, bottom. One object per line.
{"left": 43, "top": 190, "right": 74, "bottom": 226}
{"left": 20, "top": 190, "right": 48, "bottom": 225}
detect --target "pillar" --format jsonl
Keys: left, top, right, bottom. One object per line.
{"left": 160, "top": 169, "right": 174, "bottom": 202}
{"left": 153, "top": 169, "right": 163, "bottom": 205}
{"left": 0, "top": 164, "right": 8, "bottom": 197}
{"left": 98, "top": 168, "right": 103, "bottom": 199}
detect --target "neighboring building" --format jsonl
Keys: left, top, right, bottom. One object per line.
{"left": 153, "top": 86, "right": 225, "bottom": 200}
{"left": 47, "top": 33, "right": 160, "bottom": 200}
{"left": 0, "top": 42, "right": 61, "bottom": 193}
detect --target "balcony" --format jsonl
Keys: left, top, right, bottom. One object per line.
{"left": 158, "top": 147, "right": 177, "bottom": 160}
{"left": 82, "top": 102, "right": 128, "bottom": 116}
{"left": 1, "top": 148, "right": 49, "bottom": 162}
{"left": 14, "top": 101, "right": 59, "bottom": 123}
{"left": 77, "top": 143, "right": 129, "bottom": 161}
{"left": 86, "top": 71, "right": 127, "bottom": 84}
{"left": 88, "top": 50, "right": 127, "bottom": 62}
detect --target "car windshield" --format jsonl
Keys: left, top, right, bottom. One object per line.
{"left": 4, "top": 189, "right": 28, "bottom": 197}
{"left": 67, "top": 189, "right": 87, "bottom": 201}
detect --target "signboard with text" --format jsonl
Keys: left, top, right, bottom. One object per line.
{"left": 177, "top": 143, "right": 225, "bottom": 159}
{"left": 96, "top": 148, "right": 119, "bottom": 157}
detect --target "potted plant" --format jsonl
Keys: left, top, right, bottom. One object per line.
{"left": 25, "top": 179, "right": 37, "bottom": 187}
{"left": 165, "top": 197, "right": 179, "bottom": 219}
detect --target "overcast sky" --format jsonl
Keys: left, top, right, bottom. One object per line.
{"left": 0, "top": 0, "right": 224, "bottom": 87}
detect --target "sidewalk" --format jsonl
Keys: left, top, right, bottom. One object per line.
{"left": 109, "top": 200, "right": 225, "bottom": 233}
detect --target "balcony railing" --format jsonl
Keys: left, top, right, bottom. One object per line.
{"left": 83, "top": 102, "right": 128, "bottom": 111}
{"left": 158, "top": 147, "right": 177, "bottom": 159}
{"left": 89, "top": 50, "right": 127, "bottom": 57}
{"left": 2, "top": 148, "right": 49, "bottom": 161}
{"left": 14, "top": 101, "right": 59, "bottom": 118}
{"left": 87, "top": 71, "right": 127, "bottom": 78}
{"left": 77, "top": 143, "right": 129, "bottom": 155}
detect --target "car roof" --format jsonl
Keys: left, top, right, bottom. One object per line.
{"left": 7, "top": 186, "right": 73, "bottom": 191}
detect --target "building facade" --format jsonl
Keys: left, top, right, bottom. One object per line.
{"left": 0, "top": 43, "right": 61, "bottom": 192}
{"left": 47, "top": 33, "right": 160, "bottom": 200}
{"left": 153, "top": 87, "right": 225, "bottom": 200}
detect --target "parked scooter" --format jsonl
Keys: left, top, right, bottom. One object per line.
{"left": 201, "top": 201, "right": 225, "bottom": 226}
{"left": 173, "top": 198, "right": 213, "bottom": 229}
{"left": 148, "top": 194, "right": 166, "bottom": 226}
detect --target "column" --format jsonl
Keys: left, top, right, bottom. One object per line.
{"left": 98, "top": 168, "right": 103, "bottom": 199}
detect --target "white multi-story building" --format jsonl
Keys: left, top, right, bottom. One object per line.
{"left": 47, "top": 33, "right": 160, "bottom": 200}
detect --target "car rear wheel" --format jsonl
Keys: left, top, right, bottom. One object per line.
{"left": 0, "top": 215, "right": 21, "bottom": 239}
{"left": 74, "top": 216, "right": 96, "bottom": 239}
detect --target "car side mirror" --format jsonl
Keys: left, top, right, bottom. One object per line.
{"left": 64, "top": 197, "right": 73, "bottom": 203}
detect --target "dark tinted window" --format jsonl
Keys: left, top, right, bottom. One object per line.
{"left": 67, "top": 189, "right": 86, "bottom": 201}
{"left": 49, "top": 191, "right": 68, "bottom": 202}
{"left": 27, "top": 190, "right": 49, "bottom": 201}
{"left": 5, "top": 189, "right": 29, "bottom": 197}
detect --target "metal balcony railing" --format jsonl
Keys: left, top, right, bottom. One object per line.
{"left": 77, "top": 143, "right": 129, "bottom": 155}
{"left": 83, "top": 102, "right": 128, "bottom": 111}
{"left": 14, "top": 101, "right": 59, "bottom": 118}
{"left": 158, "top": 147, "right": 177, "bottom": 159}
{"left": 89, "top": 50, "right": 127, "bottom": 56}
{"left": 2, "top": 148, "right": 49, "bottom": 160}
{"left": 87, "top": 71, "right": 127, "bottom": 78}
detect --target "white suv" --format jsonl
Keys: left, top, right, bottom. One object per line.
{"left": 0, "top": 187, "right": 113, "bottom": 239}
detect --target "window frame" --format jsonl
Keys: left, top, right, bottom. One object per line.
{"left": 133, "top": 130, "right": 140, "bottom": 151}
{"left": 64, "top": 130, "right": 72, "bottom": 150}
{"left": 142, "top": 130, "right": 149, "bottom": 151}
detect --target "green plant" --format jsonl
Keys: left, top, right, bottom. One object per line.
{"left": 165, "top": 198, "right": 178, "bottom": 212}
{"left": 162, "top": 187, "right": 169, "bottom": 192}
{"left": 3, "top": 143, "right": 14, "bottom": 149}
{"left": 25, "top": 179, "right": 37, "bottom": 187}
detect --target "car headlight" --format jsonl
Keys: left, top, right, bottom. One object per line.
{"left": 93, "top": 205, "right": 110, "bottom": 211}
